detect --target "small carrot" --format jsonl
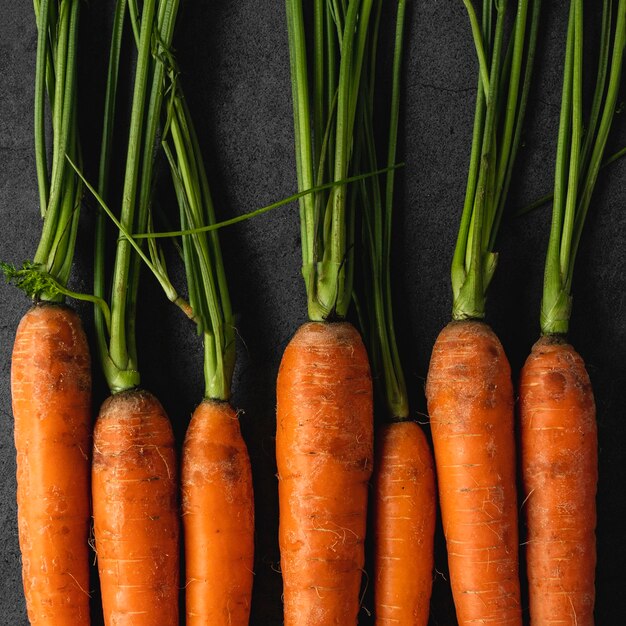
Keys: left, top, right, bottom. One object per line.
{"left": 373, "top": 422, "right": 436, "bottom": 625}
{"left": 276, "top": 321, "right": 373, "bottom": 625}
{"left": 11, "top": 303, "right": 91, "bottom": 625}
{"left": 519, "top": 3, "right": 624, "bottom": 623}
{"left": 519, "top": 338, "right": 597, "bottom": 624}
{"left": 92, "top": 389, "right": 179, "bottom": 625}
{"left": 426, "top": 321, "right": 520, "bottom": 624}
{"left": 182, "top": 401, "right": 254, "bottom": 625}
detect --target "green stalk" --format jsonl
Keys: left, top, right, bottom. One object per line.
{"left": 541, "top": 0, "right": 626, "bottom": 334}
{"left": 452, "top": 0, "right": 540, "bottom": 320}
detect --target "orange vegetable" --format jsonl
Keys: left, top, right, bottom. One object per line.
{"left": 276, "top": 321, "right": 373, "bottom": 625}
{"left": 519, "top": 336, "right": 597, "bottom": 624}
{"left": 11, "top": 303, "right": 91, "bottom": 625}
{"left": 426, "top": 320, "right": 521, "bottom": 625}
{"left": 182, "top": 399, "right": 254, "bottom": 625}
{"left": 92, "top": 389, "right": 179, "bottom": 626}
{"left": 373, "top": 420, "right": 436, "bottom": 625}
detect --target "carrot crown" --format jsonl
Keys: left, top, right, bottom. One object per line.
{"left": 356, "top": 1, "right": 409, "bottom": 421}
{"left": 93, "top": 0, "right": 182, "bottom": 393}
{"left": 286, "top": 0, "right": 378, "bottom": 322}
{"left": 2, "top": 0, "right": 83, "bottom": 301}
{"left": 541, "top": 0, "right": 626, "bottom": 336}
{"left": 451, "top": 0, "right": 541, "bottom": 321}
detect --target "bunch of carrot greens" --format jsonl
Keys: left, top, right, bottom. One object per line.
{"left": 520, "top": 1, "right": 625, "bottom": 623}
{"left": 426, "top": 1, "right": 541, "bottom": 624}
{"left": 3, "top": 1, "right": 92, "bottom": 624}
{"left": 353, "top": 2, "right": 437, "bottom": 624}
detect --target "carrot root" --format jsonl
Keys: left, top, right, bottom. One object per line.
{"left": 276, "top": 321, "right": 373, "bottom": 626}
{"left": 182, "top": 399, "right": 255, "bottom": 626}
{"left": 11, "top": 303, "right": 92, "bottom": 626}
{"left": 373, "top": 420, "right": 436, "bottom": 626}
{"left": 92, "top": 388, "right": 179, "bottom": 626}
{"left": 519, "top": 336, "right": 597, "bottom": 625}
{"left": 425, "top": 320, "right": 521, "bottom": 625}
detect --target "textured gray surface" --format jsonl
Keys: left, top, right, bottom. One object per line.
{"left": 1, "top": 2, "right": 625, "bottom": 624}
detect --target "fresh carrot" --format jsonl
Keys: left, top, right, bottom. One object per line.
{"left": 353, "top": 2, "right": 436, "bottom": 622}
{"left": 3, "top": 1, "right": 91, "bottom": 623}
{"left": 182, "top": 401, "right": 254, "bottom": 625}
{"left": 426, "top": 320, "right": 519, "bottom": 623}
{"left": 276, "top": 321, "right": 373, "bottom": 625}
{"left": 11, "top": 303, "right": 91, "bottom": 625}
{"left": 88, "top": 1, "right": 183, "bottom": 623}
{"left": 425, "top": 2, "right": 541, "bottom": 623}
{"left": 373, "top": 422, "right": 436, "bottom": 625}
{"left": 519, "top": 3, "right": 625, "bottom": 623}
{"left": 276, "top": 1, "right": 390, "bottom": 622}
{"left": 92, "top": 389, "right": 178, "bottom": 625}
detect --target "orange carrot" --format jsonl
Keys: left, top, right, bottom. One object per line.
{"left": 519, "top": 337, "right": 597, "bottom": 624}
{"left": 92, "top": 389, "right": 179, "bottom": 626}
{"left": 373, "top": 421, "right": 436, "bottom": 625}
{"left": 426, "top": 320, "right": 521, "bottom": 625}
{"left": 276, "top": 321, "right": 373, "bottom": 625}
{"left": 11, "top": 303, "right": 91, "bottom": 625}
{"left": 182, "top": 400, "right": 254, "bottom": 625}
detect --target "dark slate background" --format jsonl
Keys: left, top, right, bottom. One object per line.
{"left": 1, "top": 2, "right": 625, "bottom": 624}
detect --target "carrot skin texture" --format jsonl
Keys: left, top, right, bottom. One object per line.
{"left": 519, "top": 337, "right": 597, "bottom": 625}
{"left": 182, "top": 400, "right": 255, "bottom": 625}
{"left": 276, "top": 321, "right": 373, "bottom": 626}
{"left": 11, "top": 303, "right": 92, "bottom": 625}
{"left": 92, "top": 389, "right": 179, "bottom": 626}
{"left": 425, "top": 320, "right": 521, "bottom": 625}
{"left": 373, "top": 421, "right": 436, "bottom": 626}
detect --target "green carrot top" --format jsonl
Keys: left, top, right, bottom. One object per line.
{"left": 2, "top": 0, "right": 83, "bottom": 301}
{"left": 286, "top": 0, "right": 379, "bottom": 322}
{"left": 451, "top": 0, "right": 541, "bottom": 321}
{"left": 541, "top": 0, "right": 626, "bottom": 336}
{"left": 357, "top": 0, "right": 408, "bottom": 420}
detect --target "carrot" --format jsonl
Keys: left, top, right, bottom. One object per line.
{"left": 182, "top": 401, "right": 254, "bottom": 625}
{"left": 276, "top": 321, "right": 373, "bottom": 625}
{"left": 518, "top": 4, "right": 625, "bottom": 623}
{"left": 92, "top": 389, "right": 178, "bottom": 625}
{"left": 373, "top": 422, "right": 436, "bottom": 625}
{"left": 88, "top": 2, "right": 183, "bottom": 623}
{"left": 351, "top": 2, "right": 437, "bottom": 621}
{"left": 424, "top": 2, "right": 540, "bottom": 623}
{"left": 11, "top": 303, "right": 91, "bottom": 625}
{"left": 426, "top": 320, "right": 520, "bottom": 624}
{"left": 519, "top": 338, "right": 597, "bottom": 624}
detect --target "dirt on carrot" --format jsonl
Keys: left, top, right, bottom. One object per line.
{"left": 373, "top": 420, "right": 436, "bottom": 626}
{"left": 276, "top": 321, "right": 373, "bottom": 626}
{"left": 519, "top": 335, "right": 597, "bottom": 625}
{"left": 425, "top": 320, "right": 521, "bottom": 626}
{"left": 92, "top": 388, "right": 179, "bottom": 626}
{"left": 182, "top": 399, "right": 254, "bottom": 625}
{"left": 11, "top": 302, "right": 92, "bottom": 625}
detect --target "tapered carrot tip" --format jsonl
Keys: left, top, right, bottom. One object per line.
{"left": 11, "top": 303, "right": 92, "bottom": 625}
{"left": 374, "top": 421, "right": 436, "bottom": 626}
{"left": 277, "top": 321, "right": 373, "bottom": 626}
{"left": 182, "top": 399, "right": 255, "bottom": 626}
{"left": 520, "top": 336, "right": 597, "bottom": 626}
{"left": 425, "top": 320, "right": 521, "bottom": 626}
{"left": 92, "top": 389, "right": 179, "bottom": 626}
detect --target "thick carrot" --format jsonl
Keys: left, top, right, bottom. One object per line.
{"left": 11, "top": 302, "right": 91, "bottom": 625}
{"left": 182, "top": 400, "right": 254, "bottom": 625}
{"left": 92, "top": 389, "right": 179, "bottom": 626}
{"left": 519, "top": 337, "right": 597, "bottom": 624}
{"left": 425, "top": 320, "right": 521, "bottom": 625}
{"left": 373, "top": 421, "right": 436, "bottom": 625}
{"left": 276, "top": 321, "right": 373, "bottom": 625}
